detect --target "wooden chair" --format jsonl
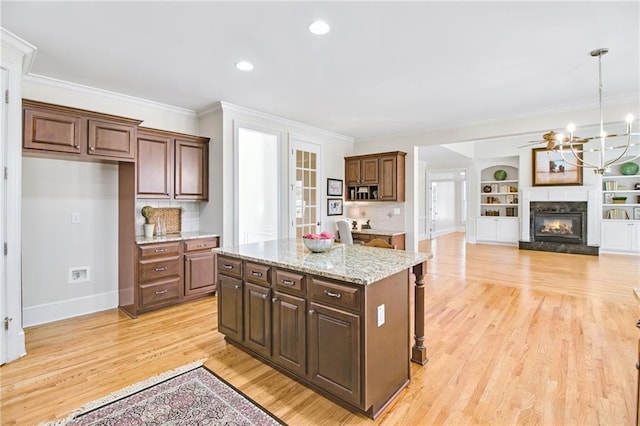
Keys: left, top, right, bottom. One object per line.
{"left": 364, "top": 238, "right": 395, "bottom": 249}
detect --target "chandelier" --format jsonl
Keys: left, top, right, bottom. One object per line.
{"left": 554, "top": 48, "right": 639, "bottom": 174}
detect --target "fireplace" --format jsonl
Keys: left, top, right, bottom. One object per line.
{"left": 519, "top": 201, "right": 598, "bottom": 255}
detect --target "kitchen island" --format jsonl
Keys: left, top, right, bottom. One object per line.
{"left": 215, "top": 239, "right": 431, "bottom": 418}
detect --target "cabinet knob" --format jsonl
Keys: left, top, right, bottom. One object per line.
{"left": 233, "top": 284, "right": 240, "bottom": 290}
{"left": 308, "top": 309, "right": 315, "bottom": 315}
{"left": 261, "top": 294, "right": 268, "bottom": 300}
{"left": 74, "top": 144, "right": 80, "bottom": 149}
{"left": 89, "top": 146, "right": 95, "bottom": 151}
{"left": 272, "top": 297, "right": 278, "bottom": 303}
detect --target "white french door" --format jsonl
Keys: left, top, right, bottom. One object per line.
{"left": 0, "top": 68, "right": 8, "bottom": 364}
{"left": 290, "top": 139, "right": 321, "bottom": 239}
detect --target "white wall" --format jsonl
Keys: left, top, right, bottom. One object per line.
{"left": 20, "top": 76, "right": 202, "bottom": 326}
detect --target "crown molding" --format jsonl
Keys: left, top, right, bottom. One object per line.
{"left": 199, "top": 100, "right": 353, "bottom": 143}
{"left": 22, "top": 73, "right": 198, "bottom": 118}
{"left": 1, "top": 27, "right": 37, "bottom": 73}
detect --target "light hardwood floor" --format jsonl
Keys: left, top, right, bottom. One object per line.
{"left": 1, "top": 233, "right": 639, "bottom": 425}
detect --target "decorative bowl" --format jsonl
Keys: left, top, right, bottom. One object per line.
{"left": 493, "top": 170, "right": 507, "bottom": 181}
{"left": 302, "top": 237, "right": 333, "bottom": 253}
{"left": 620, "top": 162, "right": 639, "bottom": 176}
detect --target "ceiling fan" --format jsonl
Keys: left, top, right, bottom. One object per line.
{"left": 519, "top": 131, "right": 588, "bottom": 150}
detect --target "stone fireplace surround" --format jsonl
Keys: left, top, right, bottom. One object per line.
{"left": 519, "top": 186, "right": 600, "bottom": 255}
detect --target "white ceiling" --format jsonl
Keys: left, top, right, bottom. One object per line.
{"left": 2, "top": 1, "right": 639, "bottom": 140}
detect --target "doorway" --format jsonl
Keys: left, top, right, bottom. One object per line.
{"left": 428, "top": 169, "right": 467, "bottom": 239}
{"left": 236, "top": 126, "right": 280, "bottom": 244}
{"left": 289, "top": 138, "right": 321, "bottom": 239}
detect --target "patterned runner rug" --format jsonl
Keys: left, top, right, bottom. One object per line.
{"left": 48, "top": 361, "right": 284, "bottom": 425}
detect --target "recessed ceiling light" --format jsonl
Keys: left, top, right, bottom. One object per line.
{"left": 235, "top": 61, "right": 254, "bottom": 71}
{"left": 309, "top": 20, "right": 330, "bottom": 35}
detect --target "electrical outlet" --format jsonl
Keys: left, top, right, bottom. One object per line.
{"left": 71, "top": 212, "right": 81, "bottom": 224}
{"left": 68, "top": 266, "right": 90, "bottom": 283}
{"left": 377, "top": 304, "right": 385, "bottom": 327}
{"left": 393, "top": 208, "right": 401, "bottom": 215}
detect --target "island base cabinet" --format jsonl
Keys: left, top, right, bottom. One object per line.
{"left": 244, "top": 283, "right": 272, "bottom": 358}
{"left": 218, "top": 275, "right": 243, "bottom": 342}
{"left": 272, "top": 292, "right": 306, "bottom": 376}
{"left": 308, "top": 302, "right": 361, "bottom": 406}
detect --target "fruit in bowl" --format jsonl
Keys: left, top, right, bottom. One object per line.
{"left": 302, "top": 231, "right": 334, "bottom": 252}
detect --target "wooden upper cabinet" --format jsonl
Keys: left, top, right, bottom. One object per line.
{"left": 175, "top": 137, "right": 208, "bottom": 201}
{"left": 136, "top": 130, "right": 173, "bottom": 198}
{"left": 23, "top": 107, "right": 83, "bottom": 154}
{"left": 88, "top": 118, "right": 136, "bottom": 160}
{"left": 22, "top": 99, "right": 141, "bottom": 162}
{"left": 136, "top": 127, "right": 209, "bottom": 201}
{"left": 344, "top": 151, "right": 406, "bottom": 202}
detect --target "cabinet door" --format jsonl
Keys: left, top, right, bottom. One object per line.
{"left": 361, "top": 158, "right": 379, "bottom": 184}
{"left": 476, "top": 217, "right": 498, "bottom": 241}
{"left": 217, "top": 275, "right": 243, "bottom": 342}
{"left": 495, "top": 218, "right": 520, "bottom": 243}
{"left": 244, "top": 283, "right": 272, "bottom": 357}
{"left": 136, "top": 131, "right": 172, "bottom": 198}
{"left": 184, "top": 251, "right": 215, "bottom": 297}
{"left": 345, "top": 159, "right": 361, "bottom": 185}
{"left": 87, "top": 118, "right": 136, "bottom": 160}
{"left": 378, "top": 155, "right": 397, "bottom": 200}
{"left": 23, "top": 107, "right": 83, "bottom": 154}
{"left": 175, "top": 138, "right": 208, "bottom": 200}
{"left": 308, "top": 302, "right": 361, "bottom": 406}
{"left": 601, "top": 221, "right": 633, "bottom": 251}
{"left": 632, "top": 224, "right": 640, "bottom": 252}
{"left": 272, "top": 291, "right": 306, "bottom": 376}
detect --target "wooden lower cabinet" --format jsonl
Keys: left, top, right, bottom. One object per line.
{"left": 120, "top": 237, "right": 219, "bottom": 318}
{"left": 217, "top": 256, "right": 410, "bottom": 419}
{"left": 218, "top": 275, "right": 243, "bottom": 341}
{"left": 308, "top": 302, "right": 361, "bottom": 405}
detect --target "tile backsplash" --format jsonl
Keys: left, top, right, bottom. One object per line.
{"left": 135, "top": 200, "right": 200, "bottom": 235}
{"left": 344, "top": 202, "right": 405, "bottom": 231}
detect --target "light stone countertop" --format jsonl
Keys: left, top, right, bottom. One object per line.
{"left": 136, "top": 231, "right": 220, "bottom": 245}
{"left": 351, "top": 229, "right": 405, "bottom": 236}
{"left": 215, "top": 239, "right": 431, "bottom": 285}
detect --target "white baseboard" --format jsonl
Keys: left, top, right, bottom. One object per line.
{"left": 23, "top": 291, "right": 118, "bottom": 327}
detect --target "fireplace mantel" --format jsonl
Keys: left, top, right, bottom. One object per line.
{"left": 520, "top": 185, "right": 600, "bottom": 246}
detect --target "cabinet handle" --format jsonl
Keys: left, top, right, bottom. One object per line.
{"left": 154, "top": 248, "right": 168, "bottom": 253}
{"left": 155, "top": 289, "right": 168, "bottom": 296}
{"left": 281, "top": 279, "right": 295, "bottom": 286}
{"left": 154, "top": 266, "right": 168, "bottom": 272}
{"left": 251, "top": 271, "right": 263, "bottom": 277}
{"left": 272, "top": 297, "right": 278, "bottom": 303}
{"left": 223, "top": 264, "right": 233, "bottom": 269}
{"left": 308, "top": 309, "right": 315, "bottom": 315}
{"left": 324, "top": 290, "right": 342, "bottom": 299}
{"left": 74, "top": 144, "right": 80, "bottom": 149}
{"left": 89, "top": 146, "right": 95, "bottom": 151}
{"left": 261, "top": 294, "right": 267, "bottom": 300}
{"left": 197, "top": 244, "right": 207, "bottom": 248}
{"left": 233, "top": 284, "right": 240, "bottom": 290}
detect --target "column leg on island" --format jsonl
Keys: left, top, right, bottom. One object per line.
{"left": 411, "top": 261, "right": 428, "bottom": 365}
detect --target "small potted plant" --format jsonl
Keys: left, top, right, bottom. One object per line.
{"left": 612, "top": 196, "right": 627, "bottom": 205}
{"left": 141, "top": 206, "right": 155, "bottom": 237}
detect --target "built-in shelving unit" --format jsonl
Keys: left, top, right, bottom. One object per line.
{"left": 479, "top": 165, "right": 519, "bottom": 217}
{"left": 600, "top": 161, "right": 640, "bottom": 253}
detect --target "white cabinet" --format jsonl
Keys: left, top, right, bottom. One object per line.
{"left": 600, "top": 221, "right": 640, "bottom": 253}
{"left": 476, "top": 217, "right": 520, "bottom": 244}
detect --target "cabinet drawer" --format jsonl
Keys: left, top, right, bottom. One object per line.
{"left": 245, "top": 262, "right": 271, "bottom": 286}
{"left": 139, "top": 257, "right": 181, "bottom": 283}
{"left": 274, "top": 269, "right": 306, "bottom": 295}
{"left": 140, "top": 278, "right": 180, "bottom": 307}
{"left": 310, "top": 278, "right": 361, "bottom": 312}
{"left": 138, "top": 242, "right": 181, "bottom": 260}
{"left": 218, "top": 255, "right": 243, "bottom": 278}
{"left": 184, "top": 237, "right": 219, "bottom": 253}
